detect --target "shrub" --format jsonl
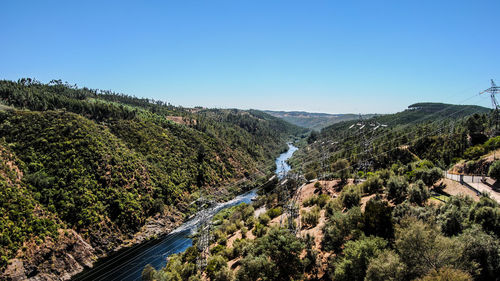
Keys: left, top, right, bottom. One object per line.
{"left": 303, "top": 195, "right": 318, "bottom": 207}
{"left": 325, "top": 198, "right": 343, "bottom": 216}
{"left": 464, "top": 145, "right": 486, "bottom": 159}
{"left": 210, "top": 244, "right": 225, "bottom": 255}
{"left": 314, "top": 181, "right": 322, "bottom": 190}
{"left": 417, "top": 267, "right": 472, "bottom": 281}
{"left": 386, "top": 176, "right": 409, "bottom": 203}
{"left": 317, "top": 194, "right": 330, "bottom": 208}
{"left": 252, "top": 223, "right": 267, "bottom": 237}
{"left": 408, "top": 180, "right": 430, "bottom": 206}
{"left": 488, "top": 160, "right": 500, "bottom": 181}
{"left": 266, "top": 207, "right": 283, "bottom": 219}
{"left": 301, "top": 206, "right": 321, "bottom": 228}
{"left": 322, "top": 207, "right": 364, "bottom": 252}
{"left": 305, "top": 171, "right": 317, "bottom": 181}
{"left": 225, "top": 223, "right": 238, "bottom": 235}
{"left": 206, "top": 255, "right": 228, "bottom": 280}
{"left": 363, "top": 197, "right": 394, "bottom": 239}
{"left": 365, "top": 250, "right": 406, "bottom": 281}
{"left": 361, "top": 175, "right": 383, "bottom": 194}
{"left": 258, "top": 214, "right": 271, "bottom": 226}
{"left": 245, "top": 216, "right": 256, "bottom": 228}
{"left": 329, "top": 236, "right": 388, "bottom": 281}
{"left": 340, "top": 185, "right": 361, "bottom": 209}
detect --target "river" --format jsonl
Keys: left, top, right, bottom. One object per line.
{"left": 73, "top": 143, "right": 297, "bottom": 281}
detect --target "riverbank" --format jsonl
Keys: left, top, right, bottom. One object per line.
{"left": 72, "top": 144, "right": 298, "bottom": 281}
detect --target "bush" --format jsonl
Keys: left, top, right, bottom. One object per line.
{"left": 465, "top": 145, "right": 486, "bottom": 159}
{"left": 386, "top": 176, "right": 409, "bottom": 204}
{"left": 317, "top": 194, "right": 330, "bottom": 208}
{"left": 340, "top": 185, "right": 360, "bottom": 209}
{"left": 322, "top": 207, "right": 364, "bottom": 252}
{"left": 258, "top": 214, "right": 271, "bottom": 226}
{"left": 252, "top": 223, "right": 267, "bottom": 237}
{"left": 245, "top": 216, "right": 256, "bottom": 228}
{"left": 365, "top": 250, "right": 406, "bottom": 281}
{"left": 488, "top": 160, "right": 500, "bottom": 180}
{"left": 266, "top": 207, "right": 282, "bottom": 219}
{"left": 303, "top": 195, "right": 317, "bottom": 207}
{"left": 408, "top": 180, "right": 430, "bottom": 206}
{"left": 206, "top": 255, "right": 228, "bottom": 280}
{"left": 413, "top": 167, "right": 443, "bottom": 186}
{"left": 301, "top": 206, "right": 321, "bottom": 228}
{"left": 417, "top": 267, "right": 472, "bottom": 281}
{"left": 305, "top": 171, "right": 317, "bottom": 181}
{"left": 361, "top": 175, "right": 384, "bottom": 194}
{"left": 363, "top": 197, "right": 394, "bottom": 239}
{"left": 330, "top": 236, "right": 388, "bottom": 281}
{"left": 225, "top": 223, "right": 238, "bottom": 235}
{"left": 325, "top": 198, "right": 343, "bottom": 216}
{"left": 210, "top": 244, "right": 225, "bottom": 255}
{"left": 314, "top": 181, "right": 322, "bottom": 190}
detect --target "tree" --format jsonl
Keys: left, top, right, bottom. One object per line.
{"left": 417, "top": 267, "right": 472, "bottom": 281}
{"left": 395, "top": 219, "right": 466, "bottom": 280}
{"left": 457, "top": 225, "right": 500, "bottom": 281}
{"left": 365, "top": 250, "right": 406, "bottom": 281}
{"left": 237, "top": 228, "right": 304, "bottom": 281}
{"left": 330, "top": 236, "right": 388, "bottom": 281}
{"left": 437, "top": 196, "right": 472, "bottom": 236}
{"left": 332, "top": 159, "right": 350, "bottom": 184}
{"left": 340, "top": 185, "right": 360, "bottom": 209}
{"left": 408, "top": 180, "right": 430, "bottom": 206}
{"left": 206, "top": 255, "right": 228, "bottom": 280}
{"left": 386, "top": 176, "right": 408, "bottom": 204}
{"left": 322, "top": 207, "right": 364, "bottom": 252}
{"left": 363, "top": 197, "right": 394, "bottom": 239}
{"left": 142, "top": 264, "right": 156, "bottom": 281}
{"left": 488, "top": 160, "right": 500, "bottom": 181}
{"left": 361, "top": 175, "right": 383, "bottom": 194}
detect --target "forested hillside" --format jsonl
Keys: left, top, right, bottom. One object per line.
{"left": 0, "top": 78, "right": 306, "bottom": 280}
{"left": 145, "top": 102, "right": 500, "bottom": 281}
{"left": 292, "top": 102, "right": 491, "bottom": 177}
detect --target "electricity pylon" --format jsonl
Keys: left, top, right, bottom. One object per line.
{"left": 480, "top": 79, "right": 500, "bottom": 134}
{"left": 195, "top": 197, "right": 215, "bottom": 270}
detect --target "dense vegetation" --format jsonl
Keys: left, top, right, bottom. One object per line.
{"left": 291, "top": 102, "right": 491, "bottom": 178}
{"left": 144, "top": 101, "right": 500, "bottom": 281}
{"left": 0, "top": 78, "right": 305, "bottom": 270}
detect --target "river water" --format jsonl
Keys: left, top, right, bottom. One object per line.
{"left": 73, "top": 143, "right": 297, "bottom": 281}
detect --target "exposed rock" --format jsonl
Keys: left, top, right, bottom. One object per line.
{"left": 123, "top": 208, "right": 184, "bottom": 247}
{"left": 2, "top": 229, "right": 96, "bottom": 281}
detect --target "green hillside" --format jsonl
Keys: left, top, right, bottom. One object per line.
{"left": 145, "top": 104, "right": 500, "bottom": 281}
{"left": 292, "top": 102, "right": 491, "bottom": 177}
{"left": 0, "top": 79, "right": 306, "bottom": 271}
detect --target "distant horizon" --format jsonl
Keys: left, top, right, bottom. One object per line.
{"left": 2, "top": 1, "right": 498, "bottom": 113}
{"left": 1, "top": 76, "right": 493, "bottom": 116}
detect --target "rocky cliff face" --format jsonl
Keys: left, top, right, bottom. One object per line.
{"left": 2, "top": 229, "right": 96, "bottom": 281}
{"left": 1, "top": 212, "right": 184, "bottom": 281}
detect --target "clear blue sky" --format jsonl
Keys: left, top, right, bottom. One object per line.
{"left": 2, "top": 0, "right": 499, "bottom": 114}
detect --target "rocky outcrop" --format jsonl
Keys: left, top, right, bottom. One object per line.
{"left": 2, "top": 229, "right": 96, "bottom": 281}
{"left": 1, "top": 211, "right": 185, "bottom": 281}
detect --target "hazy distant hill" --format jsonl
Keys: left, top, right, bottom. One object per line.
{"left": 264, "top": 110, "right": 377, "bottom": 130}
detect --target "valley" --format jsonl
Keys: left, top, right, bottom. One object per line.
{"left": 1, "top": 80, "right": 500, "bottom": 281}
